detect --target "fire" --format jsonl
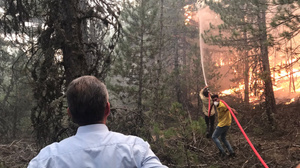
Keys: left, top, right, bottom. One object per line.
{"left": 184, "top": 5, "right": 193, "bottom": 25}
{"left": 271, "top": 68, "right": 300, "bottom": 93}
{"left": 191, "top": 0, "right": 300, "bottom": 105}
{"left": 285, "top": 98, "right": 295, "bottom": 105}
{"left": 220, "top": 84, "right": 262, "bottom": 103}
{"left": 220, "top": 89, "right": 235, "bottom": 96}
{"left": 218, "top": 55, "right": 300, "bottom": 104}
{"left": 273, "top": 86, "right": 283, "bottom": 91}
{"left": 215, "top": 59, "right": 226, "bottom": 67}
{"left": 272, "top": 69, "right": 300, "bottom": 81}
{"left": 220, "top": 67, "right": 300, "bottom": 103}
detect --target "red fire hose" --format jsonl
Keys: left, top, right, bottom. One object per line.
{"left": 220, "top": 99, "right": 269, "bottom": 168}
{"left": 208, "top": 93, "right": 211, "bottom": 117}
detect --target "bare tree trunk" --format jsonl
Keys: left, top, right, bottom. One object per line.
{"left": 174, "top": 39, "right": 181, "bottom": 103}
{"left": 182, "top": 36, "right": 188, "bottom": 104}
{"left": 153, "top": 0, "right": 164, "bottom": 141}
{"left": 259, "top": 6, "right": 276, "bottom": 127}
{"left": 155, "top": 0, "right": 164, "bottom": 110}
{"left": 243, "top": 29, "right": 250, "bottom": 104}
{"left": 12, "top": 82, "right": 18, "bottom": 139}
{"left": 289, "top": 40, "right": 296, "bottom": 93}
{"left": 137, "top": 0, "right": 145, "bottom": 131}
{"left": 61, "top": 0, "right": 88, "bottom": 86}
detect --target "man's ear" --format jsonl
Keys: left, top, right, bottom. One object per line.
{"left": 105, "top": 102, "right": 110, "bottom": 117}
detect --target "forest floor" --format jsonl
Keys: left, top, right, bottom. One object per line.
{"left": 0, "top": 96, "right": 299, "bottom": 168}
{"left": 192, "top": 96, "right": 300, "bottom": 168}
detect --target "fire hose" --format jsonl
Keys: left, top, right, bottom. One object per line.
{"left": 208, "top": 93, "right": 211, "bottom": 117}
{"left": 197, "top": 1, "right": 268, "bottom": 166}
{"left": 219, "top": 99, "right": 269, "bottom": 168}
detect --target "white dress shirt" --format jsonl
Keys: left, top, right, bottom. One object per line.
{"left": 28, "top": 124, "right": 167, "bottom": 168}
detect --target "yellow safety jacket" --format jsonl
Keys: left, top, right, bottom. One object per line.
{"left": 216, "top": 101, "right": 232, "bottom": 127}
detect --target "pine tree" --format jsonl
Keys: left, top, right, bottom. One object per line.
{"left": 1, "top": 0, "right": 121, "bottom": 146}
{"left": 203, "top": 0, "right": 258, "bottom": 104}
{"left": 271, "top": 0, "right": 300, "bottom": 40}
{"left": 0, "top": 35, "right": 33, "bottom": 142}
{"left": 204, "top": 0, "right": 277, "bottom": 126}
{"left": 271, "top": 0, "right": 300, "bottom": 93}
{"left": 109, "top": 0, "right": 160, "bottom": 137}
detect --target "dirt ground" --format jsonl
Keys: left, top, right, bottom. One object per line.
{"left": 0, "top": 98, "right": 299, "bottom": 168}
{"left": 197, "top": 97, "right": 300, "bottom": 168}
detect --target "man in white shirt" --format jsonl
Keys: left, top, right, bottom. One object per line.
{"left": 28, "top": 75, "right": 167, "bottom": 168}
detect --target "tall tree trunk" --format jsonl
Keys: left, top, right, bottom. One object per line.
{"left": 175, "top": 39, "right": 181, "bottom": 103}
{"left": 289, "top": 40, "right": 296, "bottom": 93}
{"left": 259, "top": 5, "right": 276, "bottom": 126}
{"left": 12, "top": 82, "right": 18, "bottom": 139}
{"left": 61, "top": 0, "right": 88, "bottom": 86}
{"left": 154, "top": 0, "right": 164, "bottom": 113}
{"left": 152, "top": 0, "right": 164, "bottom": 142}
{"left": 172, "top": 1, "right": 183, "bottom": 104}
{"left": 182, "top": 36, "right": 188, "bottom": 104}
{"left": 137, "top": 0, "right": 145, "bottom": 131}
{"left": 244, "top": 51, "right": 250, "bottom": 104}
{"left": 243, "top": 29, "right": 250, "bottom": 104}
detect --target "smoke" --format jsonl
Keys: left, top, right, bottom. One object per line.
{"left": 196, "top": 5, "right": 300, "bottom": 104}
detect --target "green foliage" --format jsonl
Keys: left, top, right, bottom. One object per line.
{"left": 0, "top": 37, "right": 33, "bottom": 142}
{"left": 272, "top": 0, "right": 300, "bottom": 40}
{"left": 0, "top": 162, "right": 7, "bottom": 168}
{"left": 193, "top": 117, "right": 207, "bottom": 135}
{"left": 163, "top": 127, "right": 176, "bottom": 139}
{"left": 108, "top": 0, "right": 160, "bottom": 136}
{"left": 1, "top": 0, "right": 121, "bottom": 147}
{"left": 152, "top": 102, "right": 207, "bottom": 166}
{"left": 204, "top": 0, "right": 278, "bottom": 101}
{"left": 108, "top": 2, "right": 220, "bottom": 166}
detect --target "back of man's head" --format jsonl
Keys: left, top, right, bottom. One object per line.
{"left": 203, "top": 88, "right": 209, "bottom": 97}
{"left": 66, "top": 76, "right": 108, "bottom": 126}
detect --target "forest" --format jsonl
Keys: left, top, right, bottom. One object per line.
{"left": 0, "top": 0, "right": 299, "bottom": 167}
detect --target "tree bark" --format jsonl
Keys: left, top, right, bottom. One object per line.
{"left": 243, "top": 29, "right": 250, "bottom": 104}
{"left": 137, "top": 0, "right": 145, "bottom": 131}
{"left": 259, "top": 6, "right": 276, "bottom": 126}
{"left": 154, "top": 0, "right": 164, "bottom": 114}
{"left": 61, "top": 0, "right": 88, "bottom": 86}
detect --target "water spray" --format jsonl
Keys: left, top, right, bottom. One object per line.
{"left": 196, "top": 1, "right": 268, "bottom": 167}
{"left": 196, "top": 0, "right": 208, "bottom": 86}
{"left": 197, "top": 0, "right": 210, "bottom": 117}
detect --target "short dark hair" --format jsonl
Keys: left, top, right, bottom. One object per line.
{"left": 203, "top": 88, "right": 209, "bottom": 97}
{"left": 211, "top": 94, "right": 219, "bottom": 99}
{"left": 66, "top": 76, "right": 108, "bottom": 125}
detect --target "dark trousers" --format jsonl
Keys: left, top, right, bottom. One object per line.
{"left": 205, "top": 115, "right": 215, "bottom": 136}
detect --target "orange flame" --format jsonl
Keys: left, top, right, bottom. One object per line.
{"left": 285, "top": 98, "right": 295, "bottom": 105}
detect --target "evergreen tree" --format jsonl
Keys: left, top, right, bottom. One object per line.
{"left": 0, "top": 0, "right": 121, "bottom": 146}
{"left": 203, "top": 0, "right": 277, "bottom": 126}
{"left": 0, "top": 34, "right": 33, "bottom": 142}
{"left": 109, "top": 0, "right": 159, "bottom": 137}
{"left": 271, "top": 0, "right": 300, "bottom": 93}
{"left": 271, "top": 0, "right": 300, "bottom": 40}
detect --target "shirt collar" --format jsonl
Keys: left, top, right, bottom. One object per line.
{"left": 76, "top": 124, "right": 109, "bottom": 135}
